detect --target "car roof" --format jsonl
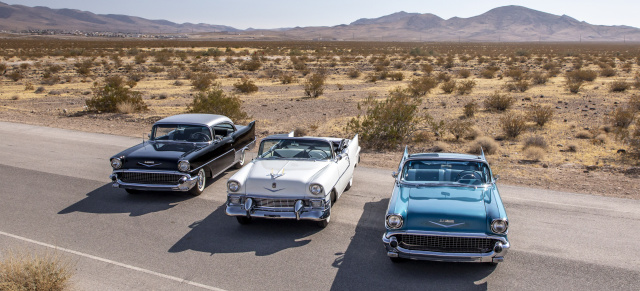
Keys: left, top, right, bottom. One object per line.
{"left": 154, "top": 114, "right": 232, "bottom": 127}
{"left": 408, "top": 152, "right": 485, "bottom": 161}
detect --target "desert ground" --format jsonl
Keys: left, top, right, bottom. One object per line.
{"left": 0, "top": 38, "right": 639, "bottom": 198}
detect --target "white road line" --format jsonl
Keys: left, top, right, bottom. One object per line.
{"left": 504, "top": 196, "right": 636, "bottom": 214}
{"left": 0, "top": 230, "right": 226, "bottom": 291}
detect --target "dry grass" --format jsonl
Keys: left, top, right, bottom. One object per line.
{"left": 0, "top": 251, "right": 73, "bottom": 291}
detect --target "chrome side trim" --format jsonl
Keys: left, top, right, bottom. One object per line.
{"left": 192, "top": 148, "right": 235, "bottom": 172}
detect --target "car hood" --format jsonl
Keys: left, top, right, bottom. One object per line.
{"left": 244, "top": 159, "right": 329, "bottom": 197}
{"left": 122, "top": 142, "right": 205, "bottom": 170}
{"left": 402, "top": 186, "right": 489, "bottom": 233}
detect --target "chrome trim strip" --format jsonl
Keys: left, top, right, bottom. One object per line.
{"left": 383, "top": 230, "right": 508, "bottom": 243}
{"left": 112, "top": 169, "right": 185, "bottom": 175}
{"left": 192, "top": 148, "right": 235, "bottom": 172}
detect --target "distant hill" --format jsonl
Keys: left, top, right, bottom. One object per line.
{"left": 0, "top": 1, "right": 238, "bottom": 33}
{"left": 0, "top": 2, "right": 639, "bottom": 42}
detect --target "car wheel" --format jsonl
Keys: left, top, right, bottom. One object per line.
{"left": 125, "top": 189, "right": 142, "bottom": 195}
{"left": 236, "top": 216, "right": 252, "bottom": 225}
{"left": 234, "top": 150, "right": 245, "bottom": 169}
{"left": 317, "top": 212, "right": 331, "bottom": 228}
{"left": 189, "top": 168, "right": 206, "bottom": 196}
{"left": 344, "top": 178, "right": 353, "bottom": 191}
{"left": 390, "top": 257, "right": 406, "bottom": 263}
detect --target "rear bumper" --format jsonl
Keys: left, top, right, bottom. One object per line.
{"left": 109, "top": 171, "right": 198, "bottom": 192}
{"left": 382, "top": 231, "right": 509, "bottom": 263}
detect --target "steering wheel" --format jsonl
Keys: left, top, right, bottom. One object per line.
{"left": 309, "top": 149, "right": 330, "bottom": 159}
{"left": 455, "top": 171, "right": 483, "bottom": 183}
{"left": 189, "top": 132, "right": 211, "bottom": 142}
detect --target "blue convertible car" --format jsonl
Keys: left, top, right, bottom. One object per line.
{"left": 383, "top": 148, "right": 509, "bottom": 264}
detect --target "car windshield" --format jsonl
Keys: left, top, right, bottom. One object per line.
{"left": 258, "top": 139, "right": 333, "bottom": 160}
{"left": 152, "top": 124, "right": 211, "bottom": 142}
{"left": 400, "top": 160, "right": 491, "bottom": 186}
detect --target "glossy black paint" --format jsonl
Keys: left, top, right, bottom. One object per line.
{"left": 111, "top": 118, "right": 255, "bottom": 178}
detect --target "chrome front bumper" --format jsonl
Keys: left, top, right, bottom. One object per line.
{"left": 109, "top": 171, "right": 198, "bottom": 192}
{"left": 382, "top": 231, "right": 510, "bottom": 263}
{"left": 225, "top": 196, "right": 330, "bottom": 221}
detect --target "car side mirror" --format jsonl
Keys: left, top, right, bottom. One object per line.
{"left": 336, "top": 154, "right": 343, "bottom": 161}
{"left": 147, "top": 133, "right": 151, "bottom": 139}
{"left": 392, "top": 171, "right": 398, "bottom": 178}
{"left": 494, "top": 175, "right": 500, "bottom": 182}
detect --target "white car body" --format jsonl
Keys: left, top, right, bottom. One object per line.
{"left": 226, "top": 133, "right": 360, "bottom": 227}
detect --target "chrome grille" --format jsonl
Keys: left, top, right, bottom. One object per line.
{"left": 398, "top": 234, "right": 496, "bottom": 253}
{"left": 252, "top": 198, "right": 305, "bottom": 212}
{"left": 119, "top": 172, "right": 183, "bottom": 185}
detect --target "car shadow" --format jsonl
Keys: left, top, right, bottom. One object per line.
{"left": 168, "top": 205, "right": 321, "bottom": 256}
{"left": 57, "top": 174, "right": 223, "bottom": 217}
{"left": 330, "top": 198, "right": 496, "bottom": 291}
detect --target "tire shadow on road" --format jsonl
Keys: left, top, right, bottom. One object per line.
{"left": 330, "top": 199, "right": 496, "bottom": 291}
{"left": 168, "top": 204, "right": 321, "bottom": 256}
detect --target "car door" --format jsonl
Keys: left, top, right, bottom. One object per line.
{"left": 343, "top": 134, "right": 359, "bottom": 184}
{"left": 207, "top": 123, "right": 237, "bottom": 177}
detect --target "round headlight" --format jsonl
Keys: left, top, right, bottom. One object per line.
{"left": 491, "top": 219, "right": 509, "bottom": 234}
{"left": 178, "top": 160, "right": 190, "bottom": 172}
{"left": 228, "top": 181, "right": 240, "bottom": 192}
{"left": 110, "top": 158, "right": 122, "bottom": 169}
{"left": 386, "top": 214, "right": 403, "bottom": 229}
{"left": 309, "top": 184, "right": 323, "bottom": 195}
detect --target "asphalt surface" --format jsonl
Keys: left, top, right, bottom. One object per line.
{"left": 0, "top": 121, "right": 638, "bottom": 291}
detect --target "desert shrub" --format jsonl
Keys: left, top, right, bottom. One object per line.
{"left": 501, "top": 112, "right": 528, "bottom": 139}
{"left": 187, "top": 87, "right": 248, "bottom": 121}
{"left": 279, "top": 73, "right": 296, "bottom": 84}
{"left": 567, "top": 144, "right": 578, "bottom": 152}
{"left": 0, "top": 63, "right": 6, "bottom": 74}
{"left": 346, "top": 89, "right": 421, "bottom": 150}
{"left": 456, "top": 80, "right": 476, "bottom": 95}
{"left": 523, "top": 147, "right": 545, "bottom": 161}
{"left": 468, "top": 136, "right": 499, "bottom": 155}
{"left": 233, "top": 78, "right": 258, "bottom": 93}
{"left": 41, "top": 72, "right": 61, "bottom": 85}
{"left": 428, "top": 141, "right": 449, "bottom": 152}
{"left": 239, "top": 59, "right": 261, "bottom": 71}
{"left": 629, "top": 95, "right": 640, "bottom": 112}
{"left": 407, "top": 76, "right": 437, "bottom": 96}
{"left": 128, "top": 72, "right": 144, "bottom": 82}
{"left": 166, "top": 68, "right": 182, "bottom": 79}
{"left": 388, "top": 71, "right": 404, "bottom": 81}
{"left": 149, "top": 65, "right": 164, "bottom": 73}
{"left": 7, "top": 70, "right": 23, "bottom": 81}
{"left": 347, "top": 68, "right": 361, "bottom": 79}
{"left": 600, "top": 66, "right": 616, "bottom": 77}
{"left": 566, "top": 69, "right": 597, "bottom": 83}
{"left": 480, "top": 68, "right": 497, "bottom": 79}
{"left": 35, "top": 86, "right": 45, "bottom": 93}
{"left": 504, "top": 80, "right": 530, "bottom": 92}
{"left": 506, "top": 68, "right": 527, "bottom": 81}
{"left": 463, "top": 100, "right": 478, "bottom": 118}
{"left": 530, "top": 71, "right": 549, "bottom": 85}
{"left": 484, "top": 92, "right": 514, "bottom": 111}
{"left": 190, "top": 73, "right": 217, "bottom": 91}
{"left": 592, "top": 133, "right": 609, "bottom": 145}
{"left": 609, "top": 80, "right": 630, "bottom": 92}
{"left": 528, "top": 104, "right": 554, "bottom": 126}
{"left": 566, "top": 80, "right": 583, "bottom": 94}
{"left": 86, "top": 76, "right": 147, "bottom": 113}
{"left": 24, "top": 82, "right": 34, "bottom": 91}
{"left": 436, "top": 72, "right": 451, "bottom": 82}
{"left": 523, "top": 135, "right": 548, "bottom": 149}
{"left": 458, "top": 69, "right": 471, "bottom": 78}
{"left": 134, "top": 53, "right": 147, "bottom": 64}
{"left": 575, "top": 130, "right": 592, "bottom": 139}
{"left": 426, "top": 116, "right": 447, "bottom": 139}
{"left": 116, "top": 101, "right": 137, "bottom": 114}
{"left": 173, "top": 80, "right": 183, "bottom": 86}
{"left": 447, "top": 119, "right": 473, "bottom": 140}
{"left": 0, "top": 252, "right": 73, "bottom": 291}
{"left": 465, "top": 127, "right": 482, "bottom": 140}
{"left": 610, "top": 107, "right": 636, "bottom": 128}
{"left": 365, "top": 73, "right": 378, "bottom": 83}
{"left": 74, "top": 59, "right": 93, "bottom": 76}
{"left": 293, "top": 127, "right": 307, "bottom": 137}
{"left": 302, "top": 73, "right": 326, "bottom": 98}
{"left": 421, "top": 63, "right": 433, "bottom": 75}
{"left": 440, "top": 80, "right": 456, "bottom": 94}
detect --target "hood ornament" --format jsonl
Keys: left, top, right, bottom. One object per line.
{"left": 270, "top": 169, "right": 285, "bottom": 179}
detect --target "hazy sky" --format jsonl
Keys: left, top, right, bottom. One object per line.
{"left": 4, "top": 0, "right": 640, "bottom": 30}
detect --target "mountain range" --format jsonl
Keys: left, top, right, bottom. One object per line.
{"left": 0, "top": 2, "right": 638, "bottom": 42}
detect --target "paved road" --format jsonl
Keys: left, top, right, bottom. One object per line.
{"left": 0, "top": 121, "right": 638, "bottom": 291}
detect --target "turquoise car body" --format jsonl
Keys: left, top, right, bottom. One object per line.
{"left": 382, "top": 148, "right": 509, "bottom": 263}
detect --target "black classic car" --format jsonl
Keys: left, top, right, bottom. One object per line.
{"left": 109, "top": 114, "right": 255, "bottom": 195}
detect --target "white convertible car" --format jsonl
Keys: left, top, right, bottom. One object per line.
{"left": 225, "top": 133, "right": 360, "bottom": 227}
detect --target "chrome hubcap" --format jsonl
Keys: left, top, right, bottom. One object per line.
{"left": 197, "top": 170, "right": 205, "bottom": 190}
